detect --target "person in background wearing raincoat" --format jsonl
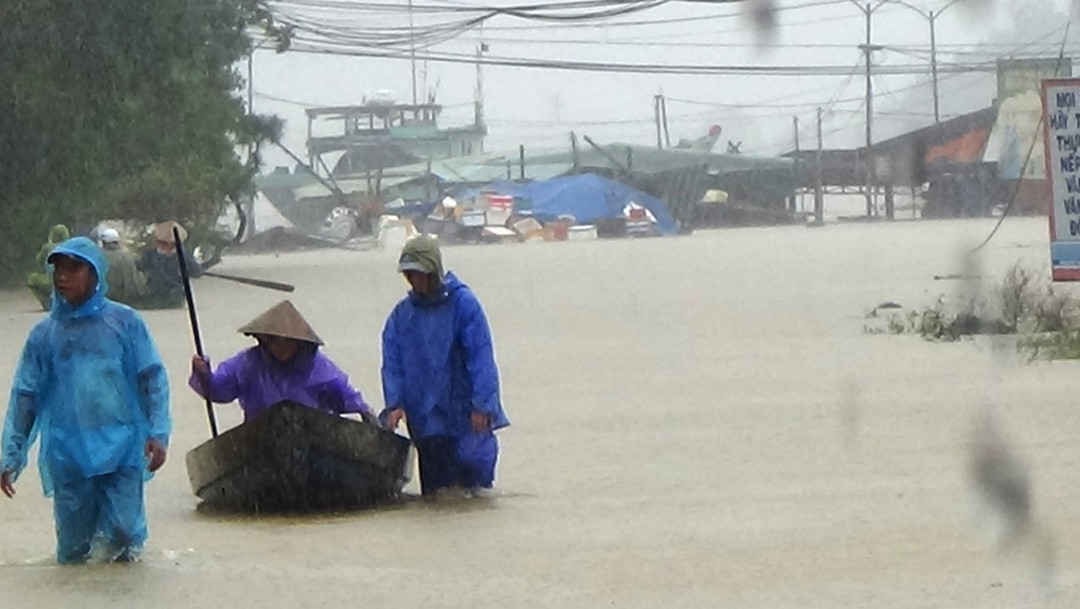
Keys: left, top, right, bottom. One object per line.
{"left": 26, "top": 224, "right": 70, "bottom": 310}
{"left": 189, "top": 300, "right": 375, "bottom": 423}
{"left": 138, "top": 220, "right": 201, "bottom": 309}
{"left": 380, "top": 235, "right": 510, "bottom": 498}
{"left": 1, "top": 237, "right": 170, "bottom": 564}
{"left": 98, "top": 228, "right": 147, "bottom": 307}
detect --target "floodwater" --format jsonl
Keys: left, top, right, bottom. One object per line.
{"left": 1, "top": 216, "right": 1078, "bottom": 607}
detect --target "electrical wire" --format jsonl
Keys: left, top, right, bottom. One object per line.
{"left": 282, "top": 39, "right": 997, "bottom": 75}
{"left": 264, "top": 0, "right": 855, "bottom": 41}
{"left": 969, "top": 16, "right": 1073, "bottom": 254}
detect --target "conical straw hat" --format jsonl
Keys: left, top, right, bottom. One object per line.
{"left": 237, "top": 300, "right": 323, "bottom": 345}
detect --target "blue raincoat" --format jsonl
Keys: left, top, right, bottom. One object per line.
{"left": 381, "top": 271, "right": 509, "bottom": 492}
{"left": 1, "top": 237, "right": 170, "bottom": 563}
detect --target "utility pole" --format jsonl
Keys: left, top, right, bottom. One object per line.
{"left": 890, "top": 0, "right": 962, "bottom": 122}
{"left": 245, "top": 43, "right": 263, "bottom": 241}
{"left": 930, "top": 10, "right": 940, "bottom": 124}
{"left": 862, "top": 4, "right": 873, "bottom": 217}
{"left": 422, "top": 60, "right": 429, "bottom": 103}
{"left": 474, "top": 31, "right": 487, "bottom": 132}
{"left": 654, "top": 94, "right": 663, "bottom": 149}
{"left": 858, "top": 3, "right": 883, "bottom": 218}
{"left": 793, "top": 116, "right": 800, "bottom": 153}
{"left": 247, "top": 53, "right": 254, "bottom": 116}
{"left": 793, "top": 115, "right": 801, "bottom": 213}
{"left": 660, "top": 95, "right": 671, "bottom": 149}
{"left": 306, "top": 115, "right": 313, "bottom": 168}
{"left": 408, "top": 0, "right": 418, "bottom": 107}
{"left": 815, "top": 107, "right": 824, "bottom": 225}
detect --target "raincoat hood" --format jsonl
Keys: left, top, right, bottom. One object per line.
{"left": 237, "top": 300, "right": 324, "bottom": 345}
{"left": 398, "top": 235, "right": 444, "bottom": 278}
{"left": 35, "top": 224, "right": 73, "bottom": 270}
{"left": 407, "top": 271, "right": 467, "bottom": 307}
{"left": 48, "top": 224, "right": 70, "bottom": 243}
{"left": 46, "top": 237, "right": 109, "bottom": 319}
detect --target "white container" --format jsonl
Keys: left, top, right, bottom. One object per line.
{"left": 378, "top": 224, "right": 410, "bottom": 250}
{"left": 512, "top": 217, "right": 543, "bottom": 238}
{"left": 485, "top": 208, "right": 511, "bottom": 227}
{"left": 567, "top": 225, "right": 598, "bottom": 241}
{"left": 482, "top": 226, "right": 517, "bottom": 241}
{"left": 625, "top": 220, "right": 654, "bottom": 237}
{"left": 460, "top": 210, "right": 486, "bottom": 227}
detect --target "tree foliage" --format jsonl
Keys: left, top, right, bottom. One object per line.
{"left": 0, "top": 0, "right": 289, "bottom": 281}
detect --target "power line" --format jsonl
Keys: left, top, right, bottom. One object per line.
{"left": 969, "top": 15, "right": 1074, "bottom": 254}
{"left": 443, "top": 27, "right": 1076, "bottom": 50}
{"left": 283, "top": 39, "right": 1000, "bottom": 75}
{"left": 273, "top": 0, "right": 681, "bottom": 13}
{"left": 740, "top": 68, "right": 996, "bottom": 154}
{"left": 644, "top": 63, "right": 983, "bottom": 111}
{"left": 486, "top": 111, "right": 712, "bottom": 125}
{"left": 266, "top": 0, "right": 855, "bottom": 39}
{"left": 482, "top": 7, "right": 857, "bottom": 32}
{"left": 255, "top": 89, "right": 474, "bottom": 108}
{"left": 254, "top": 58, "right": 988, "bottom": 128}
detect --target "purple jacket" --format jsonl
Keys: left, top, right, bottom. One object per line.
{"left": 189, "top": 346, "right": 371, "bottom": 422}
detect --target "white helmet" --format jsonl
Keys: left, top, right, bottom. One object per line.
{"left": 99, "top": 228, "right": 121, "bottom": 244}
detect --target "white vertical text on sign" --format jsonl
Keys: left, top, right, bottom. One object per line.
{"left": 1045, "top": 78, "right": 1080, "bottom": 281}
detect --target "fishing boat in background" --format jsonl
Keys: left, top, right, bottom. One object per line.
{"left": 255, "top": 94, "right": 486, "bottom": 236}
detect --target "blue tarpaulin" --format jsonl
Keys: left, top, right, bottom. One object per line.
{"left": 469, "top": 174, "right": 677, "bottom": 235}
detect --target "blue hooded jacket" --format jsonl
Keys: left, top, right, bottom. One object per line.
{"left": 381, "top": 271, "right": 509, "bottom": 439}
{"left": 1, "top": 237, "right": 171, "bottom": 495}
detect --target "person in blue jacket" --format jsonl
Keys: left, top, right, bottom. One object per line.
{"left": 380, "top": 235, "right": 509, "bottom": 497}
{"left": 1, "top": 237, "right": 170, "bottom": 564}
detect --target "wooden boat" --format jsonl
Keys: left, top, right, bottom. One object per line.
{"left": 185, "top": 401, "right": 412, "bottom": 512}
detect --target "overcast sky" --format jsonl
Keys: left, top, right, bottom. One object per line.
{"left": 250, "top": 0, "right": 1076, "bottom": 171}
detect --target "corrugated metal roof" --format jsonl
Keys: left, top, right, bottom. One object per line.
{"left": 523, "top": 145, "right": 792, "bottom": 177}
{"left": 870, "top": 107, "right": 998, "bottom": 154}
{"left": 925, "top": 128, "right": 991, "bottom": 165}
{"left": 394, "top": 145, "right": 790, "bottom": 184}
{"left": 288, "top": 145, "right": 793, "bottom": 197}
{"left": 379, "top": 152, "right": 573, "bottom": 184}
{"left": 292, "top": 174, "right": 420, "bottom": 199}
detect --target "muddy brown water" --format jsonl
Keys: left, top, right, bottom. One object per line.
{"left": 0, "top": 217, "right": 1076, "bottom": 607}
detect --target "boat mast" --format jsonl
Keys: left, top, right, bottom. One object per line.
{"left": 474, "top": 24, "right": 485, "bottom": 130}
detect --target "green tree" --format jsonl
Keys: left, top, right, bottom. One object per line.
{"left": 0, "top": 0, "right": 288, "bottom": 282}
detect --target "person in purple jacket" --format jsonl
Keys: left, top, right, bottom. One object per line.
{"left": 189, "top": 300, "right": 375, "bottom": 423}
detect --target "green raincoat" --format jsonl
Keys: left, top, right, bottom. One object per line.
{"left": 26, "top": 225, "right": 70, "bottom": 310}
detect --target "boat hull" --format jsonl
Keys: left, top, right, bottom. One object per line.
{"left": 185, "top": 402, "right": 412, "bottom": 512}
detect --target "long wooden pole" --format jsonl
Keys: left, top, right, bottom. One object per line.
{"left": 203, "top": 271, "right": 294, "bottom": 293}
{"left": 174, "top": 227, "right": 218, "bottom": 438}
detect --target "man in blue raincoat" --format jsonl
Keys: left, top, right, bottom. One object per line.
{"left": 380, "top": 235, "right": 510, "bottom": 497}
{"left": 1, "top": 237, "right": 170, "bottom": 563}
